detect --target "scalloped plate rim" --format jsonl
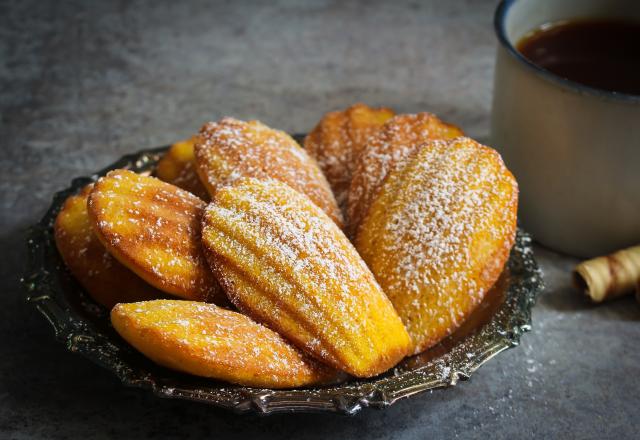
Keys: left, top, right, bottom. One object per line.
{"left": 22, "top": 141, "right": 544, "bottom": 415}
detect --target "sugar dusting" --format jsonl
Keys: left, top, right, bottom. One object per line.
{"left": 114, "top": 300, "right": 329, "bottom": 386}
{"left": 195, "top": 118, "right": 342, "bottom": 226}
{"left": 357, "top": 137, "right": 518, "bottom": 353}
{"left": 202, "top": 178, "right": 410, "bottom": 375}
{"left": 55, "top": 185, "right": 107, "bottom": 278}
{"left": 54, "top": 183, "right": 159, "bottom": 307}
{"left": 172, "top": 160, "right": 209, "bottom": 200}
{"left": 89, "top": 169, "right": 222, "bottom": 302}
{"left": 347, "top": 113, "right": 463, "bottom": 236}
{"left": 46, "top": 142, "right": 541, "bottom": 411}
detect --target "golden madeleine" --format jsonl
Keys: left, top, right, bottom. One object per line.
{"left": 347, "top": 112, "right": 463, "bottom": 237}
{"left": 355, "top": 137, "right": 518, "bottom": 354}
{"left": 54, "top": 184, "right": 161, "bottom": 308}
{"left": 87, "top": 169, "right": 225, "bottom": 304}
{"left": 112, "top": 300, "right": 337, "bottom": 388}
{"left": 304, "top": 103, "right": 395, "bottom": 211}
{"left": 194, "top": 118, "right": 343, "bottom": 228}
{"left": 201, "top": 178, "right": 412, "bottom": 377}
{"left": 156, "top": 137, "right": 209, "bottom": 200}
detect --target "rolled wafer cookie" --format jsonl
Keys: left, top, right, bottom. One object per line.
{"left": 573, "top": 245, "right": 640, "bottom": 302}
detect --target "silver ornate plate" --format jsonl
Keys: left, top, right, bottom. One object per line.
{"left": 23, "top": 141, "right": 544, "bottom": 415}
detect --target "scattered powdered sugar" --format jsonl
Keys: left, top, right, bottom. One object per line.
{"left": 357, "top": 137, "right": 517, "bottom": 352}
{"left": 116, "top": 300, "right": 328, "bottom": 384}
{"left": 90, "top": 169, "right": 221, "bottom": 301}
{"left": 347, "top": 113, "right": 462, "bottom": 236}
{"left": 202, "top": 178, "right": 408, "bottom": 373}
{"left": 54, "top": 183, "right": 159, "bottom": 306}
{"left": 195, "top": 118, "right": 342, "bottom": 226}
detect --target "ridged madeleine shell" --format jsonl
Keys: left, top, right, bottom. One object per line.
{"left": 347, "top": 112, "right": 463, "bottom": 237}
{"left": 356, "top": 137, "right": 518, "bottom": 354}
{"left": 87, "top": 169, "right": 225, "bottom": 304}
{"left": 111, "top": 300, "right": 338, "bottom": 388}
{"left": 54, "top": 184, "right": 161, "bottom": 308}
{"left": 201, "top": 178, "right": 412, "bottom": 377}
{"left": 304, "top": 103, "right": 395, "bottom": 212}
{"left": 194, "top": 118, "right": 343, "bottom": 228}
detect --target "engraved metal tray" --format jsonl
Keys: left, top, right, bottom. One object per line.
{"left": 23, "top": 142, "right": 544, "bottom": 415}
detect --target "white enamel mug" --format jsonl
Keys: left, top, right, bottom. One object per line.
{"left": 490, "top": 0, "right": 640, "bottom": 258}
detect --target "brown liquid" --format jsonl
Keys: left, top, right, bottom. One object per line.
{"left": 516, "top": 19, "right": 640, "bottom": 95}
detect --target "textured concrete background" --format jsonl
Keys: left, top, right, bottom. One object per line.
{"left": 1, "top": 0, "right": 638, "bottom": 438}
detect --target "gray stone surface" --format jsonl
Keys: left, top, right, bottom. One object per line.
{"left": 1, "top": 0, "right": 638, "bottom": 438}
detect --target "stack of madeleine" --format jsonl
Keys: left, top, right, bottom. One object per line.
{"left": 54, "top": 104, "right": 518, "bottom": 388}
